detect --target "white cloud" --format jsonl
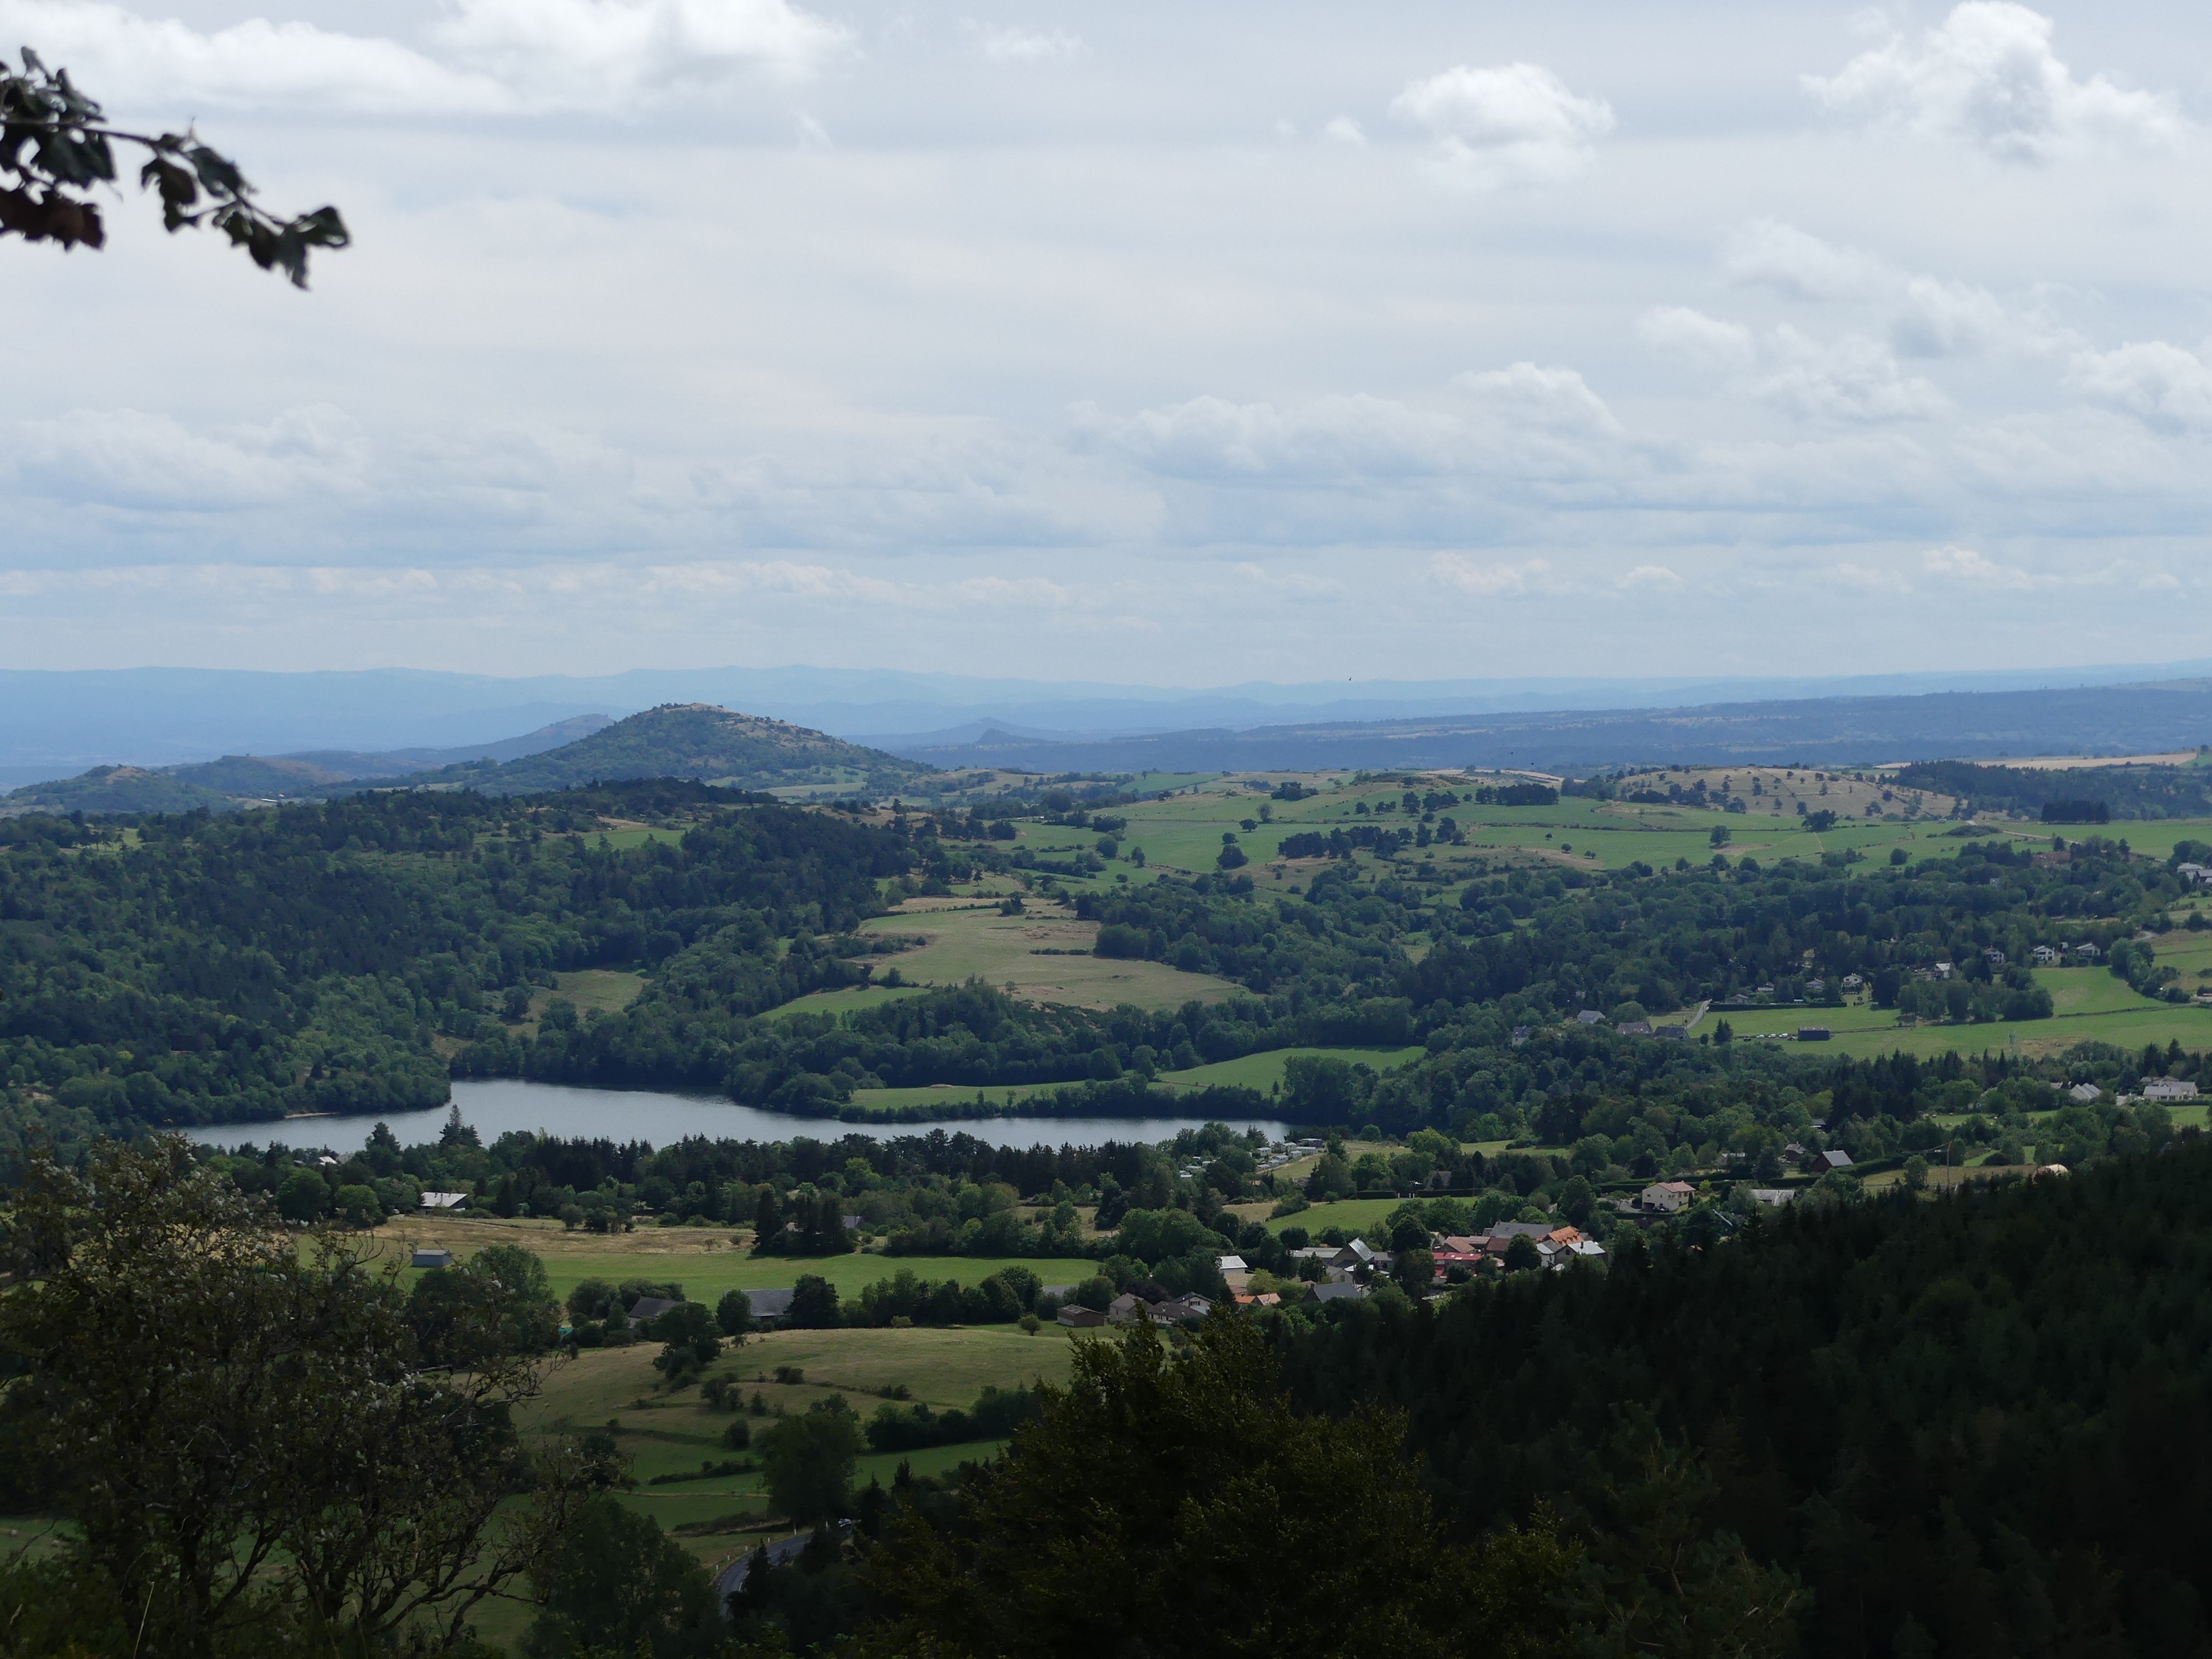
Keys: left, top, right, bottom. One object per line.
{"left": 1389, "top": 62, "right": 1614, "bottom": 188}
{"left": 2068, "top": 342, "right": 2212, "bottom": 434}
{"left": 1638, "top": 306, "right": 1757, "bottom": 375}
{"left": 1641, "top": 308, "right": 1949, "bottom": 423}
{"left": 970, "top": 25, "right": 1085, "bottom": 66}
{"left": 1430, "top": 554, "right": 1555, "bottom": 597}
{"left": 1831, "top": 562, "right": 1917, "bottom": 593}
{"left": 1322, "top": 116, "right": 1368, "bottom": 146}
{"left": 1073, "top": 393, "right": 1465, "bottom": 480}
{"left": 1757, "top": 328, "right": 1952, "bottom": 424}
{"left": 1453, "top": 363, "right": 1623, "bottom": 435}
{"left": 1807, "top": 1, "right": 2186, "bottom": 163}
{"left": 1, "top": 406, "right": 372, "bottom": 510}
{"left": 1616, "top": 565, "right": 1681, "bottom": 590}
{"left": 0, "top": 0, "right": 844, "bottom": 117}
{"left": 1890, "top": 276, "right": 2024, "bottom": 359}
{"left": 1719, "top": 218, "right": 1893, "bottom": 302}
{"left": 1922, "top": 544, "right": 2056, "bottom": 588}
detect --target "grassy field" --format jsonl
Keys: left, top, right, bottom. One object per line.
{"left": 989, "top": 766, "right": 2015, "bottom": 901}
{"left": 1712, "top": 962, "right": 2212, "bottom": 1059}
{"left": 858, "top": 902, "right": 1240, "bottom": 1011}
{"left": 474, "top": 1323, "right": 1078, "bottom": 1642}
{"left": 1254, "top": 1195, "right": 1407, "bottom": 1236}
{"left": 373, "top": 1214, "right": 1096, "bottom": 1303}
{"left": 758, "top": 983, "right": 931, "bottom": 1023}
{"left": 842, "top": 1081, "right": 1059, "bottom": 1113}
{"left": 546, "top": 969, "right": 644, "bottom": 1012}
{"left": 1155, "top": 1044, "right": 1425, "bottom": 1092}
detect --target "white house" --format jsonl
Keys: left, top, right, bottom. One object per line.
{"left": 419, "top": 1191, "right": 468, "bottom": 1210}
{"left": 2032, "top": 945, "right": 2060, "bottom": 966}
{"left": 2074, "top": 942, "right": 2102, "bottom": 962}
{"left": 1640, "top": 1179, "right": 1695, "bottom": 1213}
{"left": 2068, "top": 1082, "right": 2102, "bottom": 1104}
{"left": 1932, "top": 962, "right": 1954, "bottom": 980}
{"left": 2143, "top": 1078, "right": 2200, "bottom": 1103}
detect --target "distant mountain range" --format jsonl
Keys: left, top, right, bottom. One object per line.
{"left": 880, "top": 682, "right": 2212, "bottom": 776}
{"left": 4, "top": 705, "right": 924, "bottom": 813}
{"left": 14, "top": 671, "right": 2212, "bottom": 811}
{"left": 6, "top": 659, "right": 2212, "bottom": 785}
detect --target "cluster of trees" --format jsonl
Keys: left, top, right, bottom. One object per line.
{"left": 1895, "top": 758, "right": 2212, "bottom": 820}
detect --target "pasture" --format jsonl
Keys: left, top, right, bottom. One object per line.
{"left": 857, "top": 901, "right": 1240, "bottom": 1010}
{"left": 1155, "top": 1044, "right": 1425, "bottom": 1093}
{"left": 367, "top": 1212, "right": 1097, "bottom": 1305}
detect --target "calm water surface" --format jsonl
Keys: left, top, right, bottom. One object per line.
{"left": 182, "top": 1078, "right": 1290, "bottom": 1153}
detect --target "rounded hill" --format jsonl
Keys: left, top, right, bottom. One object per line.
{"left": 423, "top": 703, "right": 935, "bottom": 796}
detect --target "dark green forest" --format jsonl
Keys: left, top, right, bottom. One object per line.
{"left": 1276, "top": 1139, "right": 2212, "bottom": 1659}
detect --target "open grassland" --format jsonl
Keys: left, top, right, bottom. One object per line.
{"left": 842, "top": 1080, "right": 1059, "bottom": 1112}
{"left": 838, "top": 1042, "right": 1426, "bottom": 1113}
{"left": 514, "top": 1324, "right": 1075, "bottom": 1574}
{"left": 1255, "top": 1195, "right": 1406, "bottom": 1236}
{"left": 859, "top": 901, "right": 1240, "bottom": 1010}
{"left": 1006, "top": 769, "right": 2019, "bottom": 897}
{"left": 757, "top": 982, "right": 932, "bottom": 1022}
{"left": 1713, "top": 962, "right": 2212, "bottom": 1059}
{"left": 366, "top": 1214, "right": 1095, "bottom": 1302}
{"left": 1155, "top": 1044, "right": 1424, "bottom": 1092}
{"left": 546, "top": 968, "right": 645, "bottom": 1013}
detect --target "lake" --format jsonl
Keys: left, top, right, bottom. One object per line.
{"left": 181, "top": 1078, "right": 1290, "bottom": 1154}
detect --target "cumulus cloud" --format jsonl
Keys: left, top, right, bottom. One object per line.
{"left": 0, "top": 0, "right": 845, "bottom": 117}
{"left": 1430, "top": 554, "right": 1555, "bottom": 597}
{"left": 1719, "top": 218, "right": 1893, "bottom": 302}
{"left": 2068, "top": 342, "right": 2212, "bottom": 434}
{"left": 1453, "top": 363, "right": 1624, "bottom": 435}
{"left": 1757, "top": 328, "right": 1953, "bottom": 424}
{"left": 1922, "top": 544, "right": 2056, "bottom": 588}
{"left": 1389, "top": 62, "right": 1614, "bottom": 188}
{"left": 1616, "top": 565, "right": 1681, "bottom": 590}
{"left": 1807, "top": 1, "right": 2186, "bottom": 163}
{"left": 1637, "top": 306, "right": 1757, "bottom": 375}
{"left": 1716, "top": 220, "right": 2042, "bottom": 360}
{"left": 1641, "top": 308, "right": 1950, "bottom": 423}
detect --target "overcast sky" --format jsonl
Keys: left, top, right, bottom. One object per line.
{"left": 1, "top": 0, "right": 2209, "bottom": 684}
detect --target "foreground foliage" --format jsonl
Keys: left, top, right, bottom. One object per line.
{"left": 0, "top": 1138, "right": 605, "bottom": 1656}
{"left": 862, "top": 1317, "right": 1583, "bottom": 1659}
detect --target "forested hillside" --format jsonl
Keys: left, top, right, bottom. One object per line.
{"left": 0, "top": 785, "right": 908, "bottom": 1138}
{"left": 6, "top": 772, "right": 2211, "bottom": 1164}
{"left": 386, "top": 703, "right": 931, "bottom": 796}
{"left": 1278, "top": 1140, "right": 2212, "bottom": 1658}
{"left": 1894, "top": 758, "right": 2212, "bottom": 820}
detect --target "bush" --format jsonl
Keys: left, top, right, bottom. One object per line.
{"left": 1094, "top": 923, "right": 1149, "bottom": 960}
